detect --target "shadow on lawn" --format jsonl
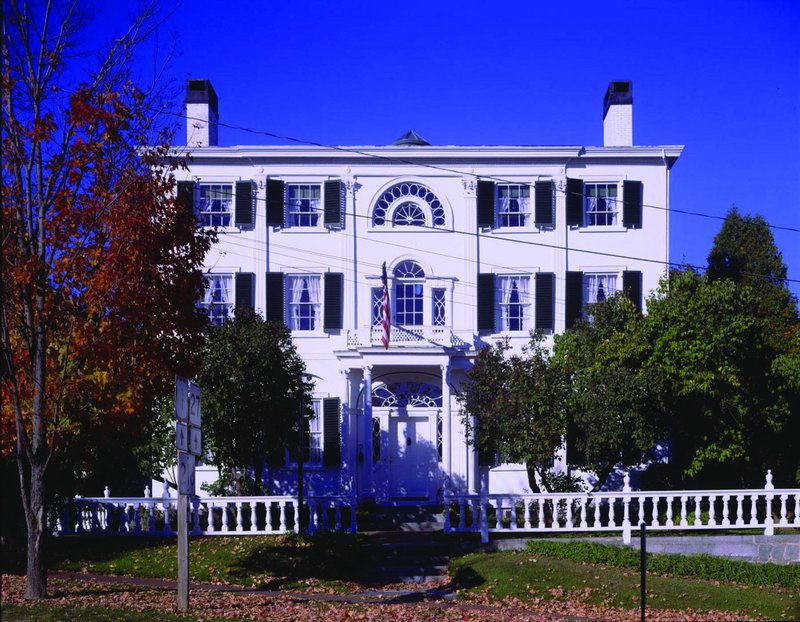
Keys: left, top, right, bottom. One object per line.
{"left": 2, "top": 535, "right": 170, "bottom": 574}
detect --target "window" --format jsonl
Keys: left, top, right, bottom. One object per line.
{"left": 393, "top": 261, "right": 425, "bottom": 326}
{"left": 307, "top": 401, "right": 322, "bottom": 464}
{"left": 392, "top": 202, "right": 427, "bottom": 226}
{"left": 287, "top": 184, "right": 321, "bottom": 227}
{"left": 584, "top": 273, "right": 618, "bottom": 305}
{"left": 372, "top": 182, "right": 446, "bottom": 227}
{"left": 287, "top": 275, "right": 321, "bottom": 331}
{"left": 432, "top": 288, "right": 446, "bottom": 326}
{"left": 202, "top": 275, "right": 232, "bottom": 326}
{"left": 371, "top": 288, "right": 383, "bottom": 326}
{"left": 497, "top": 184, "right": 530, "bottom": 227}
{"left": 584, "top": 183, "right": 618, "bottom": 226}
{"left": 498, "top": 275, "right": 530, "bottom": 332}
{"left": 199, "top": 184, "right": 232, "bottom": 227}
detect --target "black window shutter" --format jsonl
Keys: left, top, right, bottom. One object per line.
{"left": 323, "top": 180, "right": 343, "bottom": 227}
{"left": 622, "top": 180, "right": 642, "bottom": 228}
{"left": 323, "top": 398, "right": 341, "bottom": 467}
{"left": 477, "top": 273, "right": 495, "bottom": 331}
{"left": 534, "top": 181, "right": 554, "bottom": 226}
{"left": 476, "top": 181, "right": 495, "bottom": 228}
{"left": 623, "top": 270, "right": 643, "bottom": 311}
{"left": 535, "top": 272, "right": 555, "bottom": 331}
{"left": 565, "top": 271, "right": 584, "bottom": 329}
{"left": 323, "top": 272, "right": 343, "bottom": 330}
{"left": 566, "top": 178, "right": 584, "bottom": 226}
{"left": 265, "top": 272, "right": 284, "bottom": 323}
{"left": 234, "top": 272, "right": 255, "bottom": 313}
{"left": 176, "top": 181, "right": 195, "bottom": 217}
{"left": 266, "top": 179, "right": 284, "bottom": 226}
{"left": 234, "top": 181, "right": 255, "bottom": 227}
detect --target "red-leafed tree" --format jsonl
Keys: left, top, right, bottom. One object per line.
{"left": 1, "top": 1, "right": 213, "bottom": 598}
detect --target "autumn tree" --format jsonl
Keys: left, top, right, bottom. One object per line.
{"left": 1, "top": 1, "right": 213, "bottom": 598}
{"left": 458, "top": 336, "right": 568, "bottom": 492}
{"left": 199, "top": 312, "right": 314, "bottom": 495}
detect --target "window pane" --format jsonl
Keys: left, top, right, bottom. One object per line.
{"left": 202, "top": 275, "right": 232, "bottom": 326}
{"left": 432, "top": 288, "right": 446, "bottom": 326}
{"left": 288, "top": 275, "right": 321, "bottom": 330}
{"left": 497, "top": 184, "right": 530, "bottom": 227}
{"left": 200, "top": 184, "right": 232, "bottom": 227}
{"left": 287, "top": 184, "right": 321, "bottom": 227}
{"left": 498, "top": 275, "right": 530, "bottom": 331}
{"left": 584, "top": 183, "right": 618, "bottom": 226}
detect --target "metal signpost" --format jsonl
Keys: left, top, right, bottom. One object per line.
{"left": 175, "top": 376, "right": 201, "bottom": 612}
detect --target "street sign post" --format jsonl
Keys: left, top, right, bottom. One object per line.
{"left": 175, "top": 376, "right": 201, "bottom": 613}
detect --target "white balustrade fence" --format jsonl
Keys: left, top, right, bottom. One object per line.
{"left": 55, "top": 485, "right": 357, "bottom": 537}
{"left": 444, "top": 471, "right": 800, "bottom": 544}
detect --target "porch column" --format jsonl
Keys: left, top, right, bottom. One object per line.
{"left": 469, "top": 415, "right": 479, "bottom": 494}
{"left": 339, "top": 368, "right": 353, "bottom": 493}
{"left": 440, "top": 363, "right": 452, "bottom": 480}
{"left": 362, "top": 365, "right": 374, "bottom": 496}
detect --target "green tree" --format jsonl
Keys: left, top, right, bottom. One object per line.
{"left": 199, "top": 312, "right": 314, "bottom": 494}
{"left": 644, "top": 268, "right": 800, "bottom": 487}
{"left": 458, "top": 335, "right": 568, "bottom": 492}
{"left": 553, "top": 294, "right": 663, "bottom": 489}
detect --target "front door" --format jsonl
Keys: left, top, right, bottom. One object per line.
{"left": 388, "top": 411, "right": 438, "bottom": 498}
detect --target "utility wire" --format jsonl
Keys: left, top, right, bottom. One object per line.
{"left": 176, "top": 110, "right": 800, "bottom": 235}
{"left": 189, "top": 187, "right": 800, "bottom": 286}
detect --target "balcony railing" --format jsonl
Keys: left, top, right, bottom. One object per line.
{"left": 346, "top": 325, "right": 470, "bottom": 349}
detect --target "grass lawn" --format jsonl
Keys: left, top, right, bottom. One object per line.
{"left": 2, "top": 534, "right": 799, "bottom": 620}
{"left": 40, "top": 533, "right": 379, "bottom": 592}
{"left": 450, "top": 543, "right": 800, "bottom": 621}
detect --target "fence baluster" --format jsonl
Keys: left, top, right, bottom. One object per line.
{"left": 735, "top": 495, "right": 745, "bottom": 526}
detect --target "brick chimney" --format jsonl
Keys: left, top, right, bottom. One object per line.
{"left": 603, "top": 81, "right": 632, "bottom": 147}
{"left": 185, "top": 79, "right": 218, "bottom": 147}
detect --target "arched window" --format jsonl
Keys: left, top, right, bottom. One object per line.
{"left": 394, "top": 261, "right": 424, "bottom": 325}
{"left": 372, "top": 182, "right": 446, "bottom": 227}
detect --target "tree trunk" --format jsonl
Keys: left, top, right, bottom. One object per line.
{"left": 21, "top": 459, "right": 47, "bottom": 599}
{"left": 526, "top": 463, "right": 544, "bottom": 493}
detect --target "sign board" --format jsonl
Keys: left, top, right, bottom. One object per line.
{"left": 176, "top": 422, "right": 189, "bottom": 452}
{"left": 175, "top": 376, "right": 189, "bottom": 423}
{"left": 188, "top": 382, "right": 201, "bottom": 427}
{"left": 189, "top": 426, "right": 202, "bottom": 457}
{"left": 178, "top": 451, "right": 196, "bottom": 495}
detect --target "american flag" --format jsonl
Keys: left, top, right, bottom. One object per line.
{"left": 380, "top": 262, "right": 391, "bottom": 349}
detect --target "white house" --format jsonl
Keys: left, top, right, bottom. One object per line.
{"left": 178, "top": 79, "right": 682, "bottom": 502}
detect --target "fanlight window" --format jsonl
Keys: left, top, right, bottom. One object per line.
{"left": 392, "top": 202, "right": 426, "bottom": 226}
{"left": 372, "top": 382, "right": 443, "bottom": 408}
{"left": 393, "top": 261, "right": 425, "bottom": 279}
{"left": 373, "top": 182, "right": 446, "bottom": 227}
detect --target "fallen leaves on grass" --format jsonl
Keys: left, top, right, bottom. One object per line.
{"left": 1, "top": 574, "right": 765, "bottom": 621}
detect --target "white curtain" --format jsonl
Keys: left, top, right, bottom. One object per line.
{"left": 308, "top": 196, "right": 321, "bottom": 212}
{"left": 585, "top": 274, "right": 617, "bottom": 304}
{"left": 307, "top": 276, "right": 321, "bottom": 330}
{"left": 517, "top": 195, "right": 530, "bottom": 216}
{"left": 497, "top": 196, "right": 510, "bottom": 214}
{"left": 290, "top": 276, "right": 306, "bottom": 329}
{"left": 204, "top": 275, "right": 229, "bottom": 304}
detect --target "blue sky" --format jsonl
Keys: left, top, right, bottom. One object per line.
{"left": 89, "top": 0, "right": 799, "bottom": 297}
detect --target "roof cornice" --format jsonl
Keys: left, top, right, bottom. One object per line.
{"left": 173, "top": 144, "right": 684, "bottom": 164}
